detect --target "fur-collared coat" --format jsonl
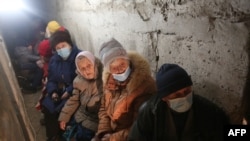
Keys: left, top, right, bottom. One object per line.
{"left": 96, "top": 51, "right": 157, "bottom": 141}
{"left": 58, "top": 58, "right": 103, "bottom": 132}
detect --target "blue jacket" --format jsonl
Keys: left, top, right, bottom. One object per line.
{"left": 42, "top": 45, "right": 81, "bottom": 113}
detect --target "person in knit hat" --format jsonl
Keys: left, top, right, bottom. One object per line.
{"left": 128, "top": 63, "right": 229, "bottom": 141}
{"left": 99, "top": 38, "right": 129, "bottom": 70}
{"left": 48, "top": 21, "right": 60, "bottom": 33}
{"left": 35, "top": 39, "right": 52, "bottom": 110}
{"left": 37, "top": 39, "right": 53, "bottom": 75}
{"left": 46, "top": 20, "right": 67, "bottom": 38}
{"left": 58, "top": 51, "right": 103, "bottom": 141}
{"left": 49, "top": 30, "right": 73, "bottom": 52}
{"left": 91, "top": 38, "right": 157, "bottom": 141}
{"left": 41, "top": 30, "right": 81, "bottom": 141}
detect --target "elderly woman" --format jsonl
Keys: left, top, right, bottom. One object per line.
{"left": 41, "top": 30, "right": 81, "bottom": 141}
{"left": 92, "top": 38, "right": 157, "bottom": 141}
{"left": 58, "top": 51, "right": 103, "bottom": 141}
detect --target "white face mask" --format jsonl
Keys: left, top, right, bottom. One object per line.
{"left": 168, "top": 92, "right": 193, "bottom": 113}
{"left": 57, "top": 46, "right": 71, "bottom": 60}
{"left": 112, "top": 66, "right": 131, "bottom": 82}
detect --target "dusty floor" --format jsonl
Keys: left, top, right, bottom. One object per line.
{"left": 23, "top": 90, "right": 47, "bottom": 141}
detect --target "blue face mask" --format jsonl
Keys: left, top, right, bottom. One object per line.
{"left": 112, "top": 66, "right": 131, "bottom": 82}
{"left": 57, "top": 46, "right": 71, "bottom": 60}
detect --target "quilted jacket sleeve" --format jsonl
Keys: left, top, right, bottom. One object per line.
{"left": 58, "top": 88, "right": 80, "bottom": 122}
{"left": 96, "top": 93, "right": 112, "bottom": 137}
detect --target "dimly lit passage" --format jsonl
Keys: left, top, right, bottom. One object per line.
{"left": 0, "top": 0, "right": 250, "bottom": 141}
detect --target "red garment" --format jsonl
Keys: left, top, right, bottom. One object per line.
{"left": 38, "top": 39, "right": 52, "bottom": 58}
{"left": 38, "top": 39, "right": 52, "bottom": 78}
{"left": 58, "top": 26, "right": 67, "bottom": 32}
{"left": 43, "top": 63, "right": 49, "bottom": 78}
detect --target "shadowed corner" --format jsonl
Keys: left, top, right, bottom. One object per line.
{"left": 0, "top": 34, "right": 36, "bottom": 141}
{"left": 240, "top": 24, "right": 250, "bottom": 125}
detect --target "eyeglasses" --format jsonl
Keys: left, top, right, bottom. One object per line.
{"left": 109, "top": 61, "right": 129, "bottom": 74}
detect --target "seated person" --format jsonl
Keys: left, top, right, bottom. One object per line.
{"left": 59, "top": 51, "right": 103, "bottom": 141}
{"left": 91, "top": 38, "right": 156, "bottom": 141}
{"left": 41, "top": 30, "right": 81, "bottom": 141}
{"left": 14, "top": 44, "right": 43, "bottom": 92}
{"left": 35, "top": 39, "right": 53, "bottom": 110}
{"left": 45, "top": 20, "right": 68, "bottom": 38}
{"left": 128, "top": 63, "right": 229, "bottom": 141}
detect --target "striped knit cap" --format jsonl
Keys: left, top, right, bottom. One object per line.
{"left": 99, "top": 38, "right": 128, "bottom": 71}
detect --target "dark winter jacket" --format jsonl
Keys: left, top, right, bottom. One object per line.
{"left": 42, "top": 45, "right": 81, "bottom": 113}
{"left": 128, "top": 94, "right": 229, "bottom": 141}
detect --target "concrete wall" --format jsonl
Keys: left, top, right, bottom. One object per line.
{"left": 45, "top": 0, "right": 250, "bottom": 122}
{"left": 0, "top": 35, "right": 35, "bottom": 141}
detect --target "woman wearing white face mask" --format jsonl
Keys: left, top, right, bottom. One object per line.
{"left": 128, "top": 63, "right": 229, "bottom": 141}
{"left": 91, "top": 38, "right": 157, "bottom": 141}
{"left": 41, "top": 30, "right": 81, "bottom": 141}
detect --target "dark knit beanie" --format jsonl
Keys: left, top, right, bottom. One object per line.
{"left": 49, "top": 30, "right": 73, "bottom": 50}
{"left": 156, "top": 63, "right": 193, "bottom": 98}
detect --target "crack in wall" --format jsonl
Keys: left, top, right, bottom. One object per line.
{"left": 209, "top": 2, "right": 250, "bottom": 23}
{"left": 150, "top": 0, "right": 250, "bottom": 23}
{"left": 137, "top": 9, "right": 150, "bottom": 21}
{"left": 161, "top": 2, "right": 169, "bottom": 21}
{"left": 134, "top": 29, "right": 176, "bottom": 74}
{"left": 149, "top": 30, "right": 160, "bottom": 73}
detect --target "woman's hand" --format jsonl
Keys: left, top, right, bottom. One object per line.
{"left": 52, "top": 93, "right": 58, "bottom": 99}
{"left": 61, "top": 91, "right": 69, "bottom": 99}
{"left": 59, "top": 121, "right": 67, "bottom": 130}
{"left": 101, "top": 134, "right": 111, "bottom": 141}
{"left": 52, "top": 93, "right": 59, "bottom": 102}
{"left": 91, "top": 136, "right": 101, "bottom": 141}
